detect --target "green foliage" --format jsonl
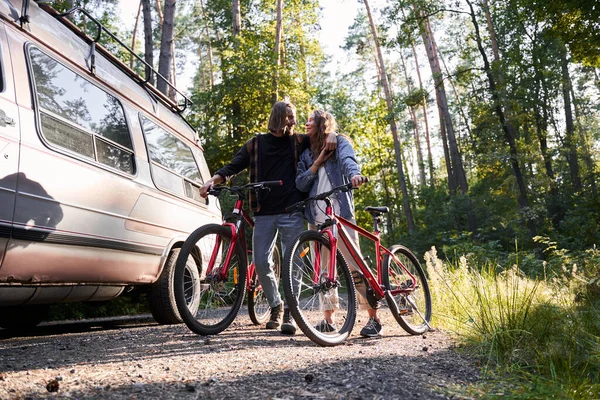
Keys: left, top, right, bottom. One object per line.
{"left": 521, "top": 0, "right": 600, "bottom": 67}
{"left": 48, "top": 291, "right": 150, "bottom": 321}
{"left": 187, "top": 0, "right": 324, "bottom": 170}
{"left": 426, "top": 244, "right": 600, "bottom": 397}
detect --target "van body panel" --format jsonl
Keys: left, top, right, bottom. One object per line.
{"left": 126, "top": 193, "right": 218, "bottom": 237}
{"left": 0, "top": 22, "right": 19, "bottom": 269}
{"left": 0, "top": 240, "right": 162, "bottom": 284}
{"left": 0, "top": 1, "right": 223, "bottom": 316}
{"left": 0, "top": 286, "right": 125, "bottom": 306}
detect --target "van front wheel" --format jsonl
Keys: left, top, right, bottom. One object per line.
{"left": 149, "top": 248, "right": 200, "bottom": 324}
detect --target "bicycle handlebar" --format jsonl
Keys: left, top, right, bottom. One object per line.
{"left": 209, "top": 180, "right": 283, "bottom": 197}
{"left": 285, "top": 179, "right": 368, "bottom": 214}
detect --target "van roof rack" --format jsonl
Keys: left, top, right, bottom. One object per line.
{"left": 38, "top": 4, "right": 194, "bottom": 119}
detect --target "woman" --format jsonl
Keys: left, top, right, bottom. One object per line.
{"left": 295, "top": 110, "right": 382, "bottom": 338}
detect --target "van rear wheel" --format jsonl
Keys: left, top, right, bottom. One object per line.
{"left": 149, "top": 248, "right": 200, "bottom": 325}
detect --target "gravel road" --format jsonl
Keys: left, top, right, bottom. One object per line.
{"left": 0, "top": 311, "right": 479, "bottom": 399}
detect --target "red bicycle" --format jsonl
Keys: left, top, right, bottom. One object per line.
{"left": 283, "top": 182, "right": 432, "bottom": 346}
{"left": 174, "top": 181, "right": 282, "bottom": 335}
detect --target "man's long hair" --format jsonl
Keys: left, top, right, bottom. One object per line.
{"left": 310, "top": 110, "right": 338, "bottom": 157}
{"left": 268, "top": 101, "right": 296, "bottom": 134}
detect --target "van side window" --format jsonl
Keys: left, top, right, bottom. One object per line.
{"left": 28, "top": 47, "right": 134, "bottom": 175}
{"left": 140, "top": 115, "right": 205, "bottom": 204}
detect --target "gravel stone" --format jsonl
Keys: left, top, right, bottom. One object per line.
{"left": 0, "top": 312, "right": 480, "bottom": 399}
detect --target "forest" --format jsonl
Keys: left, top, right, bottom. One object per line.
{"left": 50, "top": 0, "right": 599, "bottom": 395}
{"left": 53, "top": 0, "right": 599, "bottom": 271}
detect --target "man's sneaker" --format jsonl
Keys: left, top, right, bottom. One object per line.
{"left": 280, "top": 308, "right": 297, "bottom": 335}
{"left": 359, "top": 317, "right": 383, "bottom": 337}
{"left": 314, "top": 319, "right": 337, "bottom": 333}
{"left": 265, "top": 304, "right": 283, "bottom": 329}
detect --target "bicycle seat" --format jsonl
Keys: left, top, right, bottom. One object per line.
{"left": 364, "top": 206, "right": 389, "bottom": 215}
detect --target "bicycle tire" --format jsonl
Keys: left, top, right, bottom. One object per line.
{"left": 174, "top": 224, "right": 247, "bottom": 335}
{"left": 248, "top": 245, "right": 281, "bottom": 325}
{"left": 382, "top": 245, "right": 432, "bottom": 335}
{"left": 283, "top": 230, "right": 357, "bottom": 346}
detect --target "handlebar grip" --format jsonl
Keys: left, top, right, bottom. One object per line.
{"left": 285, "top": 201, "right": 304, "bottom": 213}
{"left": 262, "top": 180, "right": 283, "bottom": 187}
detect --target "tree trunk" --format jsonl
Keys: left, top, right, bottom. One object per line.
{"left": 438, "top": 110, "right": 455, "bottom": 193}
{"left": 533, "top": 47, "right": 564, "bottom": 228}
{"left": 375, "top": 125, "right": 396, "bottom": 244}
{"left": 272, "top": 0, "right": 283, "bottom": 104}
{"left": 155, "top": 0, "right": 163, "bottom": 21}
{"left": 439, "top": 50, "right": 472, "bottom": 140}
{"left": 414, "top": 3, "right": 476, "bottom": 232}
{"left": 130, "top": 1, "right": 143, "bottom": 70}
{"left": 410, "top": 40, "right": 434, "bottom": 185}
{"left": 364, "top": 0, "right": 414, "bottom": 232}
{"left": 142, "top": 0, "right": 154, "bottom": 85}
{"left": 559, "top": 45, "right": 582, "bottom": 191}
{"left": 232, "top": 0, "right": 241, "bottom": 37}
{"left": 466, "top": 0, "right": 532, "bottom": 229}
{"left": 414, "top": 6, "right": 456, "bottom": 190}
{"left": 398, "top": 50, "right": 426, "bottom": 187}
{"left": 570, "top": 79, "right": 597, "bottom": 196}
{"left": 157, "top": 0, "right": 176, "bottom": 96}
{"left": 198, "top": 0, "right": 214, "bottom": 88}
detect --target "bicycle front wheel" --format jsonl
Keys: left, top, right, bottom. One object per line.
{"left": 174, "top": 224, "right": 247, "bottom": 335}
{"left": 248, "top": 245, "right": 281, "bottom": 325}
{"left": 283, "top": 231, "right": 357, "bottom": 347}
{"left": 383, "top": 245, "right": 432, "bottom": 335}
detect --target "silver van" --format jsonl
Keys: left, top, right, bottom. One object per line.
{"left": 0, "top": 1, "right": 222, "bottom": 328}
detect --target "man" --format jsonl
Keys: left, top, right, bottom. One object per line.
{"left": 200, "top": 101, "right": 336, "bottom": 334}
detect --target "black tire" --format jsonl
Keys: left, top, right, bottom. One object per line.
{"left": 0, "top": 304, "right": 49, "bottom": 330}
{"left": 283, "top": 231, "right": 357, "bottom": 346}
{"left": 174, "top": 224, "right": 247, "bottom": 335}
{"left": 247, "top": 245, "right": 281, "bottom": 325}
{"left": 149, "top": 248, "right": 201, "bottom": 325}
{"left": 382, "top": 245, "right": 432, "bottom": 335}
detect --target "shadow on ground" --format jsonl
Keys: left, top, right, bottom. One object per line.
{"left": 0, "top": 313, "right": 479, "bottom": 399}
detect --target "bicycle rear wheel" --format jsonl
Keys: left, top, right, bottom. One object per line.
{"left": 283, "top": 231, "right": 357, "bottom": 346}
{"left": 248, "top": 245, "right": 281, "bottom": 325}
{"left": 383, "top": 245, "right": 432, "bottom": 335}
{"left": 174, "top": 224, "right": 247, "bottom": 335}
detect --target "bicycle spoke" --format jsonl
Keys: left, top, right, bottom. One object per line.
{"left": 283, "top": 231, "right": 357, "bottom": 346}
{"left": 174, "top": 225, "right": 246, "bottom": 335}
{"left": 383, "top": 245, "right": 432, "bottom": 335}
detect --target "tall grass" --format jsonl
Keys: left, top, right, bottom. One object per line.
{"left": 424, "top": 246, "right": 600, "bottom": 398}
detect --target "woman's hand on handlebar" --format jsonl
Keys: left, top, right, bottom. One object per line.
{"left": 351, "top": 174, "right": 368, "bottom": 188}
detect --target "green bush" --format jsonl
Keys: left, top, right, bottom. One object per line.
{"left": 425, "top": 245, "right": 600, "bottom": 398}
{"left": 48, "top": 291, "right": 150, "bottom": 321}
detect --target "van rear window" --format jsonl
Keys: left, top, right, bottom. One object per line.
{"left": 140, "top": 116, "right": 205, "bottom": 204}
{"left": 28, "top": 47, "right": 134, "bottom": 175}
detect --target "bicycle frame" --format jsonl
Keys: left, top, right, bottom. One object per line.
{"left": 204, "top": 179, "right": 282, "bottom": 293}
{"left": 318, "top": 204, "right": 419, "bottom": 300}
{"left": 206, "top": 197, "right": 254, "bottom": 283}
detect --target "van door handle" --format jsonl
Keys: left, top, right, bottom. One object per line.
{"left": 0, "top": 109, "right": 15, "bottom": 127}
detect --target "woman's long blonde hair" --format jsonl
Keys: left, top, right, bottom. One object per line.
{"left": 310, "top": 110, "right": 338, "bottom": 157}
